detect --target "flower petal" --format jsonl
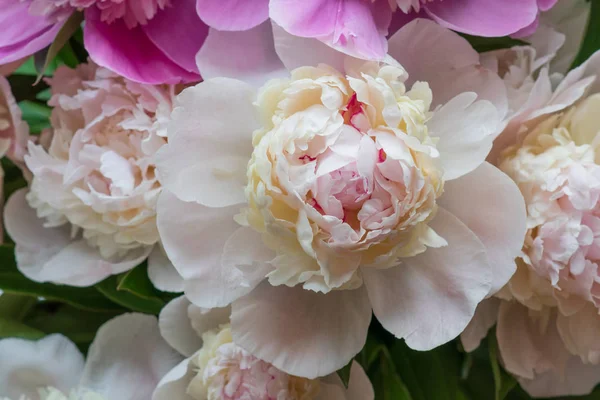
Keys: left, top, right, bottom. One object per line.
{"left": 363, "top": 207, "right": 492, "bottom": 351}
{"left": 231, "top": 282, "right": 372, "bottom": 378}
{"left": 428, "top": 93, "right": 501, "bottom": 180}
{"left": 316, "top": 361, "right": 373, "bottom": 400}
{"left": 196, "top": 22, "right": 286, "bottom": 87}
{"left": 155, "top": 78, "right": 257, "bottom": 207}
{"left": 0, "top": 334, "right": 84, "bottom": 399}
{"left": 0, "top": 2, "right": 60, "bottom": 64}
{"left": 388, "top": 19, "right": 507, "bottom": 113}
{"left": 148, "top": 244, "right": 184, "bottom": 293}
{"left": 424, "top": 0, "right": 538, "bottom": 37}
{"left": 196, "top": 0, "right": 269, "bottom": 31}
{"left": 158, "top": 296, "right": 203, "bottom": 357}
{"left": 4, "top": 189, "right": 150, "bottom": 286}
{"left": 84, "top": 8, "right": 199, "bottom": 84}
{"left": 152, "top": 357, "right": 195, "bottom": 400}
{"left": 270, "top": 0, "right": 390, "bottom": 60}
{"left": 460, "top": 298, "right": 500, "bottom": 352}
{"left": 80, "top": 313, "right": 182, "bottom": 400}
{"left": 157, "top": 190, "right": 272, "bottom": 308}
{"left": 141, "top": 0, "right": 208, "bottom": 74}
{"left": 439, "top": 162, "right": 526, "bottom": 296}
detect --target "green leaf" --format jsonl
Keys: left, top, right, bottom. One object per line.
{"left": 391, "top": 341, "right": 462, "bottom": 400}
{"left": 19, "top": 100, "right": 52, "bottom": 134}
{"left": 24, "top": 303, "right": 120, "bottom": 353}
{"left": 95, "top": 267, "right": 164, "bottom": 315}
{"left": 34, "top": 12, "right": 84, "bottom": 84}
{"left": 571, "top": 0, "right": 600, "bottom": 69}
{"left": 0, "top": 244, "right": 123, "bottom": 312}
{"left": 459, "top": 34, "right": 528, "bottom": 53}
{"left": 7, "top": 74, "right": 49, "bottom": 103}
{"left": 337, "top": 360, "right": 353, "bottom": 388}
{"left": 489, "top": 332, "right": 517, "bottom": 400}
{"left": 0, "top": 294, "right": 36, "bottom": 321}
{"left": 370, "top": 346, "right": 413, "bottom": 400}
{"left": 0, "top": 317, "right": 45, "bottom": 340}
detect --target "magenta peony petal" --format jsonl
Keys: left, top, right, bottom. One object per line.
{"left": 424, "top": 0, "right": 539, "bottom": 37}
{"left": 84, "top": 7, "right": 200, "bottom": 84}
{"left": 270, "top": 0, "right": 391, "bottom": 60}
{"left": 0, "top": 2, "right": 60, "bottom": 64}
{"left": 196, "top": 0, "right": 269, "bottom": 31}
{"left": 142, "top": 0, "right": 208, "bottom": 74}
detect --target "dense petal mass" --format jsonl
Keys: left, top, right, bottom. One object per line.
{"left": 231, "top": 283, "right": 372, "bottom": 378}
{"left": 363, "top": 208, "right": 491, "bottom": 350}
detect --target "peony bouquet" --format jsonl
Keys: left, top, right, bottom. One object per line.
{"left": 0, "top": 0, "right": 599, "bottom": 399}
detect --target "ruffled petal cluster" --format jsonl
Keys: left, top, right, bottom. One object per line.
{"left": 4, "top": 62, "right": 183, "bottom": 289}
{"left": 156, "top": 19, "right": 526, "bottom": 379}
{"left": 154, "top": 296, "right": 374, "bottom": 400}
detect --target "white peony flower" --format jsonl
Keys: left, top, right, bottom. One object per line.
{"left": 153, "top": 296, "right": 374, "bottom": 400}
{"left": 3, "top": 62, "right": 183, "bottom": 291}
{"left": 461, "top": 9, "right": 600, "bottom": 393}
{"left": 0, "top": 313, "right": 181, "bottom": 400}
{"left": 155, "top": 19, "right": 526, "bottom": 378}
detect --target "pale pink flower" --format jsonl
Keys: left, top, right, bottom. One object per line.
{"left": 156, "top": 19, "right": 526, "bottom": 378}
{"left": 3, "top": 62, "right": 183, "bottom": 290}
{"left": 0, "top": 76, "right": 29, "bottom": 166}
{"left": 461, "top": 7, "right": 600, "bottom": 394}
{"left": 0, "top": 313, "right": 181, "bottom": 400}
{"left": 154, "top": 296, "right": 374, "bottom": 400}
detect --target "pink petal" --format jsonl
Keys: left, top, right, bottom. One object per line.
{"left": 439, "top": 162, "right": 526, "bottom": 296}
{"left": 196, "top": 0, "right": 269, "bottom": 31}
{"left": 141, "top": 0, "right": 208, "bottom": 74}
{"left": 270, "top": 0, "right": 391, "bottom": 60}
{"left": 363, "top": 207, "right": 492, "bottom": 351}
{"left": 0, "top": 2, "right": 60, "bottom": 64}
{"left": 84, "top": 7, "right": 199, "bottom": 84}
{"left": 231, "top": 282, "right": 372, "bottom": 378}
{"left": 460, "top": 298, "right": 500, "bottom": 352}
{"left": 424, "top": 0, "right": 539, "bottom": 37}
{"left": 159, "top": 296, "right": 203, "bottom": 357}
{"left": 147, "top": 245, "right": 184, "bottom": 293}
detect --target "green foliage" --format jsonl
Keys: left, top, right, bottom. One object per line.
{"left": 571, "top": 0, "right": 600, "bottom": 69}
{"left": 337, "top": 360, "right": 354, "bottom": 388}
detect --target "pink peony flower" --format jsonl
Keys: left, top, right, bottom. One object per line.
{"left": 0, "top": 313, "right": 181, "bottom": 400}
{"left": 154, "top": 296, "right": 374, "bottom": 400}
{"left": 0, "top": 0, "right": 208, "bottom": 84}
{"left": 0, "top": 76, "right": 29, "bottom": 166}
{"left": 461, "top": 9, "right": 600, "bottom": 395}
{"left": 155, "top": 19, "right": 526, "bottom": 378}
{"left": 3, "top": 61, "right": 183, "bottom": 290}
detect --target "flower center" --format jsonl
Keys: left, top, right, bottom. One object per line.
{"left": 188, "top": 326, "right": 320, "bottom": 400}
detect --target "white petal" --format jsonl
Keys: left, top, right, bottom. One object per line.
{"left": 460, "top": 298, "right": 500, "bottom": 352}
{"left": 157, "top": 190, "right": 272, "bottom": 308}
{"left": 231, "top": 282, "right": 372, "bottom": 379}
{"left": 388, "top": 18, "right": 507, "bottom": 114}
{"left": 439, "top": 162, "right": 526, "bottom": 296}
{"left": 363, "top": 207, "right": 492, "bottom": 351}
{"left": 4, "top": 189, "right": 150, "bottom": 287}
{"left": 272, "top": 23, "right": 348, "bottom": 72}
{"left": 152, "top": 357, "right": 195, "bottom": 400}
{"left": 158, "top": 296, "right": 203, "bottom": 357}
{"left": 0, "top": 334, "right": 84, "bottom": 399}
{"left": 196, "top": 22, "right": 286, "bottom": 87}
{"left": 80, "top": 313, "right": 182, "bottom": 400}
{"left": 148, "top": 244, "right": 184, "bottom": 293}
{"left": 346, "top": 361, "right": 375, "bottom": 400}
{"left": 155, "top": 78, "right": 257, "bottom": 208}
{"left": 428, "top": 93, "right": 500, "bottom": 180}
